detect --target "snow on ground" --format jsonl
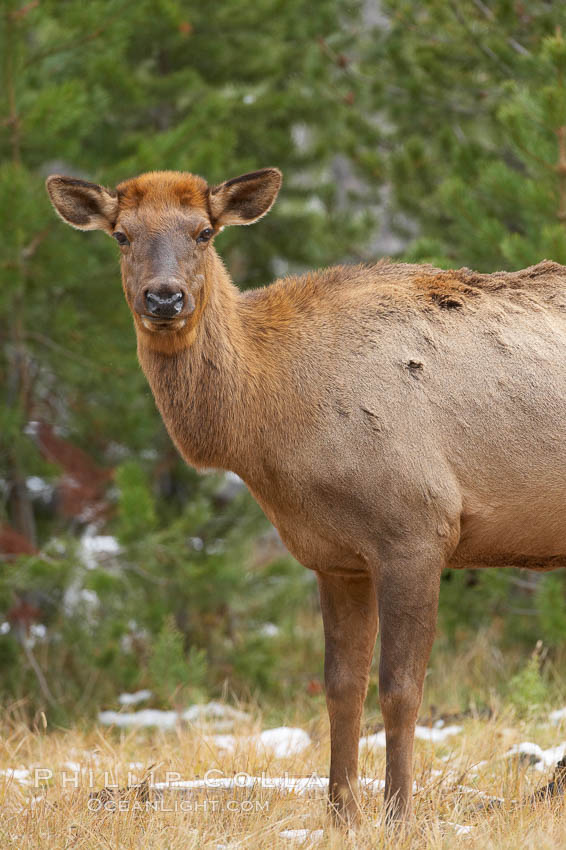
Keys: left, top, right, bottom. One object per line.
{"left": 549, "top": 706, "right": 566, "bottom": 723}
{"left": 442, "top": 822, "right": 474, "bottom": 836}
{"left": 504, "top": 741, "right": 566, "bottom": 771}
{"left": 79, "top": 525, "right": 121, "bottom": 570}
{"left": 0, "top": 768, "right": 31, "bottom": 785}
{"left": 99, "top": 709, "right": 179, "bottom": 729}
{"left": 415, "top": 724, "right": 463, "bottom": 742}
{"left": 360, "top": 723, "right": 462, "bottom": 750}
{"left": 206, "top": 727, "right": 311, "bottom": 759}
{"left": 279, "top": 829, "right": 324, "bottom": 843}
{"left": 98, "top": 701, "right": 310, "bottom": 758}
{"left": 183, "top": 700, "right": 250, "bottom": 727}
{"left": 118, "top": 689, "right": 152, "bottom": 706}
{"left": 99, "top": 700, "right": 251, "bottom": 732}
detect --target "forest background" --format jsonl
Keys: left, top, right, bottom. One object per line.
{"left": 2, "top": 0, "right": 566, "bottom": 724}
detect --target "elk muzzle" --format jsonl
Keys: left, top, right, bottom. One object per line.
{"left": 139, "top": 282, "right": 196, "bottom": 331}
{"left": 144, "top": 289, "right": 184, "bottom": 319}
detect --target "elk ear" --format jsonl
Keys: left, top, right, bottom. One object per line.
{"left": 45, "top": 176, "right": 118, "bottom": 232}
{"left": 208, "top": 168, "right": 282, "bottom": 226}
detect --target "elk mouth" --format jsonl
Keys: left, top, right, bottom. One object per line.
{"left": 140, "top": 315, "right": 188, "bottom": 332}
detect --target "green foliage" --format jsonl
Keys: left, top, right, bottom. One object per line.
{"left": 378, "top": 1, "right": 566, "bottom": 270}
{"left": 114, "top": 461, "right": 157, "bottom": 543}
{"left": 0, "top": 0, "right": 374, "bottom": 719}
{"left": 4, "top": 0, "right": 566, "bottom": 724}
{"left": 508, "top": 645, "right": 549, "bottom": 718}
{"left": 536, "top": 575, "right": 566, "bottom": 646}
{"left": 149, "top": 615, "right": 207, "bottom": 706}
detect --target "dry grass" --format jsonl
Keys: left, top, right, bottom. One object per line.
{"left": 2, "top": 701, "right": 566, "bottom": 850}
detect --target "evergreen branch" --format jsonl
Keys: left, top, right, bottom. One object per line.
{"left": 449, "top": 2, "right": 515, "bottom": 77}
{"left": 510, "top": 137, "right": 554, "bottom": 173}
{"left": 23, "top": 331, "right": 99, "bottom": 368}
{"left": 122, "top": 562, "right": 168, "bottom": 585}
{"left": 316, "top": 36, "right": 375, "bottom": 83}
{"left": 23, "top": 5, "right": 130, "bottom": 68}
{"left": 471, "top": 0, "right": 530, "bottom": 55}
{"left": 383, "top": 84, "right": 490, "bottom": 117}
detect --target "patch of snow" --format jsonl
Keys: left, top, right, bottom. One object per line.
{"left": 415, "top": 724, "right": 462, "bottom": 742}
{"left": 550, "top": 707, "right": 566, "bottom": 724}
{"left": 99, "top": 709, "right": 178, "bottom": 729}
{"left": 99, "top": 701, "right": 251, "bottom": 731}
{"left": 506, "top": 741, "right": 544, "bottom": 759}
{"left": 259, "top": 622, "right": 279, "bottom": 637}
{"left": 359, "top": 730, "right": 386, "bottom": 750}
{"left": 81, "top": 589, "right": 100, "bottom": 607}
{"left": 26, "top": 476, "right": 53, "bottom": 500}
{"left": 64, "top": 581, "right": 100, "bottom": 619}
{"left": 183, "top": 700, "right": 250, "bottom": 728}
{"left": 0, "top": 622, "right": 10, "bottom": 635}
{"left": 279, "top": 829, "right": 324, "bottom": 843}
{"left": 30, "top": 623, "right": 47, "bottom": 640}
{"left": 80, "top": 526, "right": 121, "bottom": 570}
{"left": 206, "top": 727, "right": 311, "bottom": 758}
{"left": 259, "top": 728, "right": 311, "bottom": 758}
{"left": 24, "top": 421, "right": 40, "bottom": 437}
{"left": 118, "top": 689, "right": 152, "bottom": 706}
{"left": 208, "top": 734, "right": 236, "bottom": 752}
{"left": 442, "top": 821, "right": 474, "bottom": 836}
{"left": 0, "top": 768, "right": 31, "bottom": 785}
{"left": 504, "top": 741, "right": 566, "bottom": 770}
{"left": 360, "top": 724, "right": 462, "bottom": 751}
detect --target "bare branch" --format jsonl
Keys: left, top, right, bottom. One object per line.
{"left": 22, "top": 637, "right": 57, "bottom": 709}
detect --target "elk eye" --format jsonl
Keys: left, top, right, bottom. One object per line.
{"left": 112, "top": 231, "right": 130, "bottom": 246}
{"left": 196, "top": 227, "right": 213, "bottom": 244}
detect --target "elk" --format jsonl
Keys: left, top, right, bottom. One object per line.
{"left": 47, "top": 168, "right": 566, "bottom": 824}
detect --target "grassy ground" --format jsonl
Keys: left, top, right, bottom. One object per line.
{"left": 3, "top": 693, "right": 566, "bottom": 850}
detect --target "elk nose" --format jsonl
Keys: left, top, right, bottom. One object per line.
{"left": 144, "top": 290, "right": 184, "bottom": 318}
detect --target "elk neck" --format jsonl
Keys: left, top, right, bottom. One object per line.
{"left": 135, "top": 249, "right": 317, "bottom": 476}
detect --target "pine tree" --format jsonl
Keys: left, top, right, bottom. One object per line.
{"left": 377, "top": 2, "right": 566, "bottom": 269}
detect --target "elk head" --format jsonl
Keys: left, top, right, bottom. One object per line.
{"left": 46, "top": 168, "right": 282, "bottom": 350}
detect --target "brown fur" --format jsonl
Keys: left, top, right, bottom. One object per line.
{"left": 46, "top": 169, "right": 566, "bottom": 826}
